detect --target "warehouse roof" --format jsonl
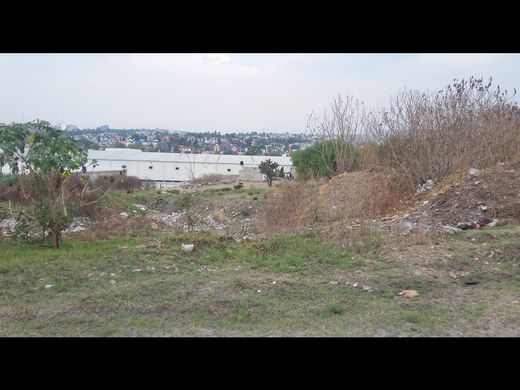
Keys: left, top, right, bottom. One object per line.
{"left": 87, "top": 149, "right": 292, "bottom": 166}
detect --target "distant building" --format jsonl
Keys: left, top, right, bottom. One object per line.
{"left": 96, "top": 125, "right": 109, "bottom": 131}
{"left": 87, "top": 149, "right": 293, "bottom": 183}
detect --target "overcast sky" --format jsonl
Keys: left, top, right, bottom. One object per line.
{"left": 1, "top": 53, "right": 519, "bottom": 133}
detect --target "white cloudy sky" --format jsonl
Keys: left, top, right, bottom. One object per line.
{"left": 1, "top": 53, "right": 519, "bottom": 132}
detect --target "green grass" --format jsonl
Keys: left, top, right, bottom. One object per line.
{"left": 326, "top": 303, "right": 346, "bottom": 315}
{"left": 1, "top": 222, "right": 519, "bottom": 336}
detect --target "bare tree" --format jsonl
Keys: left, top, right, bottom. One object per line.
{"left": 306, "top": 94, "right": 367, "bottom": 176}
{"left": 369, "top": 77, "right": 520, "bottom": 191}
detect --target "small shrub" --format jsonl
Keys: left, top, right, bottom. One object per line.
{"left": 326, "top": 303, "right": 345, "bottom": 315}
{"left": 211, "top": 208, "right": 229, "bottom": 224}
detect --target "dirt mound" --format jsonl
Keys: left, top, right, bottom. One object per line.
{"left": 291, "top": 168, "right": 413, "bottom": 226}
{"left": 399, "top": 160, "right": 520, "bottom": 227}
{"left": 271, "top": 159, "right": 520, "bottom": 233}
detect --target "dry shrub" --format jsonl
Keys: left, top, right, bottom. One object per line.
{"left": 325, "top": 223, "right": 384, "bottom": 254}
{"left": 395, "top": 227, "right": 435, "bottom": 247}
{"left": 256, "top": 180, "right": 320, "bottom": 234}
{"left": 192, "top": 174, "right": 237, "bottom": 186}
{"left": 257, "top": 168, "right": 414, "bottom": 233}
{"left": 0, "top": 175, "right": 38, "bottom": 203}
{"left": 357, "top": 142, "right": 381, "bottom": 170}
{"left": 369, "top": 77, "right": 520, "bottom": 191}
{"left": 1, "top": 174, "right": 141, "bottom": 203}
{"left": 211, "top": 208, "right": 229, "bottom": 224}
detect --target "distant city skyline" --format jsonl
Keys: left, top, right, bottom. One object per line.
{"left": 1, "top": 53, "right": 519, "bottom": 133}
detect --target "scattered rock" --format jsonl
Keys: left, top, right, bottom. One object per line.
{"left": 442, "top": 225, "right": 460, "bottom": 235}
{"left": 119, "top": 212, "right": 129, "bottom": 219}
{"left": 132, "top": 204, "right": 147, "bottom": 211}
{"left": 362, "top": 285, "right": 373, "bottom": 292}
{"left": 257, "top": 289, "right": 262, "bottom": 293}
{"left": 63, "top": 217, "right": 89, "bottom": 233}
{"left": 182, "top": 243, "right": 194, "bottom": 252}
{"left": 416, "top": 179, "right": 435, "bottom": 194}
{"left": 390, "top": 221, "right": 414, "bottom": 233}
{"left": 468, "top": 168, "right": 481, "bottom": 179}
{"left": 150, "top": 222, "right": 158, "bottom": 230}
{"left": 132, "top": 269, "right": 142, "bottom": 272}
{"left": 44, "top": 284, "right": 54, "bottom": 289}
{"left": 352, "top": 282, "right": 358, "bottom": 287}
{"left": 109, "top": 280, "right": 116, "bottom": 285}
{"left": 0, "top": 218, "right": 16, "bottom": 230}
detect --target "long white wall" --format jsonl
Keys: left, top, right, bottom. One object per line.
{"left": 87, "top": 152, "right": 293, "bottom": 182}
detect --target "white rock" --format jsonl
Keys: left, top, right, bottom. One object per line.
{"left": 44, "top": 284, "right": 54, "bottom": 289}
{"left": 0, "top": 218, "right": 16, "bottom": 229}
{"left": 442, "top": 225, "right": 460, "bottom": 235}
{"left": 120, "top": 212, "right": 129, "bottom": 219}
{"left": 182, "top": 244, "right": 194, "bottom": 252}
{"left": 390, "top": 221, "right": 414, "bottom": 232}
{"left": 468, "top": 168, "right": 481, "bottom": 178}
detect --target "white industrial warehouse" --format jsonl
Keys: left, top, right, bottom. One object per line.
{"left": 86, "top": 149, "right": 293, "bottom": 183}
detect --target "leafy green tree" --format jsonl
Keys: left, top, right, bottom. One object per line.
{"left": 1, "top": 120, "right": 91, "bottom": 248}
{"left": 258, "top": 159, "right": 281, "bottom": 187}
{"left": 291, "top": 140, "right": 336, "bottom": 179}
{"left": 291, "top": 140, "right": 359, "bottom": 180}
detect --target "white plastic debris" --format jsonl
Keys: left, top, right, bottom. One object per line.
{"left": 44, "top": 284, "right": 54, "bottom": 289}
